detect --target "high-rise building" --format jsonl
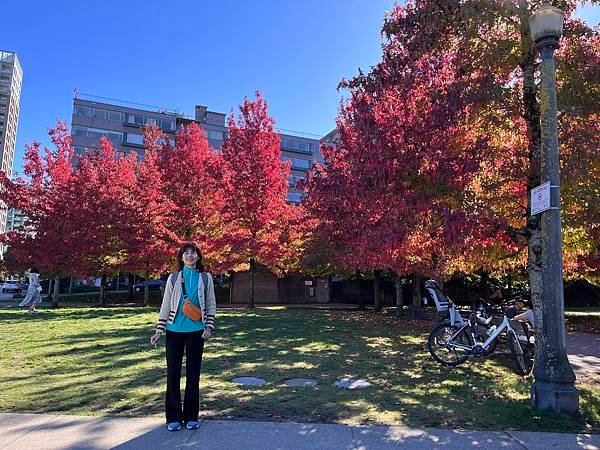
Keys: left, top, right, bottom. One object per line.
{"left": 0, "top": 51, "right": 21, "bottom": 179}
{"left": 7, "top": 208, "right": 27, "bottom": 233}
{"left": 71, "top": 93, "right": 322, "bottom": 203}
{"left": 0, "top": 50, "right": 23, "bottom": 256}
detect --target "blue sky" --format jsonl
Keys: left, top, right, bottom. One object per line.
{"left": 3, "top": 1, "right": 599, "bottom": 176}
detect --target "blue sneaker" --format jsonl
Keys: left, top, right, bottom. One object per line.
{"left": 167, "top": 421, "right": 181, "bottom": 431}
{"left": 186, "top": 421, "right": 200, "bottom": 430}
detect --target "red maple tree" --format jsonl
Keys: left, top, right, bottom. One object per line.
{"left": 220, "top": 92, "right": 294, "bottom": 307}
{"left": 304, "top": 0, "right": 599, "bottom": 314}
{"left": 0, "top": 123, "right": 78, "bottom": 306}
{"left": 155, "top": 123, "right": 226, "bottom": 272}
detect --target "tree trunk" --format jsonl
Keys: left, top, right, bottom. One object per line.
{"left": 481, "top": 270, "right": 490, "bottom": 299}
{"left": 68, "top": 277, "right": 73, "bottom": 295}
{"left": 52, "top": 275, "right": 60, "bottom": 308}
{"left": 373, "top": 269, "right": 382, "bottom": 312}
{"left": 520, "top": 6, "right": 543, "bottom": 343}
{"left": 47, "top": 277, "right": 53, "bottom": 304}
{"left": 407, "top": 273, "right": 426, "bottom": 319}
{"left": 229, "top": 272, "right": 234, "bottom": 303}
{"left": 144, "top": 271, "right": 149, "bottom": 307}
{"left": 128, "top": 273, "right": 135, "bottom": 303}
{"left": 356, "top": 270, "right": 365, "bottom": 310}
{"left": 248, "top": 258, "right": 255, "bottom": 309}
{"left": 412, "top": 274, "right": 421, "bottom": 308}
{"left": 395, "top": 274, "right": 403, "bottom": 317}
{"left": 100, "top": 275, "right": 107, "bottom": 307}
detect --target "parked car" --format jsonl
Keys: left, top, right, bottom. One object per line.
{"left": 133, "top": 279, "right": 166, "bottom": 293}
{"left": 1, "top": 280, "right": 22, "bottom": 294}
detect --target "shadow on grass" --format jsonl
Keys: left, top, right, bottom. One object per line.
{"left": 0, "top": 307, "right": 597, "bottom": 433}
{"left": 0, "top": 307, "right": 157, "bottom": 328}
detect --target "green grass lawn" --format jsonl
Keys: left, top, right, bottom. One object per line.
{"left": 0, "top": 306, "right": 598, "bottom": 433}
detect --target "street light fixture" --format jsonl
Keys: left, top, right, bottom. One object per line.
{"left": 530, "top": 2, "right": 565, "bottom": 47}
{"left": 529, "top": 2, "right": 579, "bottom": 415}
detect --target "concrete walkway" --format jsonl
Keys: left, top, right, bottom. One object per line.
{"left": 566, "top": 331, "right": 600, "bottom": 380}
{"left": 0, "top": 414, "right": 598, "bottom": 450}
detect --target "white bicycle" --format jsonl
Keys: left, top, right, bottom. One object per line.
{"left": 428, "top": 313, "right": 535, "bottom": 375}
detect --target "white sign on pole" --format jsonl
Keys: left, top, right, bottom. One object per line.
{"left": 531, "top": 181, "right": 551, "bottom": 215}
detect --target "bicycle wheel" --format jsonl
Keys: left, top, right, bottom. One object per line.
{"left": 428, "top": 324, "right": 473, "bottom": 366}
{"left": 508, "top": 332, "right": 534, "bottom": 375}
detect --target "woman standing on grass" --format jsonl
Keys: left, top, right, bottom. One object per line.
{"left": 18, "top": 267, "right": 42, "bottom": 315}
{"left": 150, "top": 242, "right": 216, "bottom": 432}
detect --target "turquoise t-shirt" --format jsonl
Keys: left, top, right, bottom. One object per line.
{"left": 166, "top": 266, "right": 206, "bottom": 333}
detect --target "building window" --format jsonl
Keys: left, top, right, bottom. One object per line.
{"left": 280, "top": 138, "right": 315, "bottom": 155}
{"left": 74, "top": 106, "right": 125, "bottom": 122}
{"left": 124, "top": 114, "right": 176, "bottom": 131}
{"left": 108, "top": 110, "right": 125, "bottom": 122}
{"left": 106, "top": 131, "right": 123, "bottom": 142}
{"left": 72, "top": 125, "right": 123, "bottom": 143}
{"left": 72, "top": 125, "right": 87, "bottom": 136}
{"left": 282, "top": 157, "right": 311, "bottom": 170}
{"left": 127, "top": 114, "right": 146, "bottom": 126}
{"left": 288, "top": 174, "right": 305, "bottom": 186}
{"left": 92, "top": 108, "right": 107, "bottom": 119}
{"left": 74, "top": 105, "right": 92, "bottom": 116}
{"left": 125, "top": 133, "right": 144, "bottom": 145}
{"left": 161, "top": 119, "right": 176, "bottom": 131}
{"left": 286, "top": 192, "right": 304, "bottom": 204}
{"left": 156, "top": 137, "right": 175, "bottom": 147}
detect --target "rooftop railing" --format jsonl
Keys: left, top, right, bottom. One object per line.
{"left": 74, "top": 92, "right": 182, "bottom": 116}
{"left": 276, "top": 128, "right": 322, "bottom": 140}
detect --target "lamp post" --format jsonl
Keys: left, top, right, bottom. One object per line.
{"left": 529, "top": 2, "right": 578, "bottom": 415}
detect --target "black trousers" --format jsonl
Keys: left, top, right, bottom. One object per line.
{"left": 165, "top": 330, "right": 205, "bottom": 423}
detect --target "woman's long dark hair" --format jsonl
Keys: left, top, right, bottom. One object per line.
{"left": 177, "top": 242, "right": 205, "bottom": 272}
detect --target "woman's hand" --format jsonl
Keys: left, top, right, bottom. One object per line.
{"left": 202, "top": 328, "right": 212, "bottom": 340}
{"left": 150, "top": 332, "right": 162, "bottom": 346}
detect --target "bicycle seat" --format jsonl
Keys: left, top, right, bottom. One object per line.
{"left": 424, "top": 280, "right": 450, "bottom": 315}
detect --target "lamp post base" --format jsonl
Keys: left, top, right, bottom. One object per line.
{"left": 531, "top": 379, "right": 579, "bottom": 415}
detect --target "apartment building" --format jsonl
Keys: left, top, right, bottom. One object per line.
{"left": 71, "top": 93, "right": 322, "bottom": 203}
{"left": 0, "top": 50, "right": 23, "bottom": 256}
{"left": 7, "top": 208, "right": 27, "bottom": 233}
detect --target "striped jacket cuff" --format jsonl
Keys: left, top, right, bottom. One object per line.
{"left": 205, "top": 315, "right": 216, "bottom": 330}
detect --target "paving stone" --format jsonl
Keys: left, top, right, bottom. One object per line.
{"left": 335, "top": 378, "right": 372, "bottom": 389}
{"left": 283, "top": 378, "right": 318, "bottom": 387}
{"left": 232, "top": 376, "right": 266, "bottom": 386}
